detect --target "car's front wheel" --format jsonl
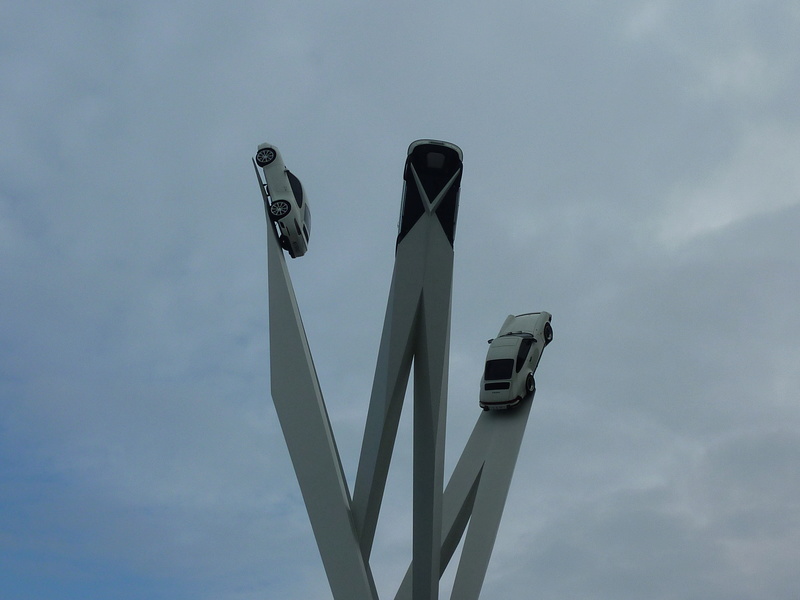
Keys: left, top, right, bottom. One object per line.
{"left": 256, "top": 147, "right": 276, "bottom": 167}
{"left": 269, "top": 200, "right": 291, "bottom": 220}
{"left": 543, "top": 322, "right": 553, "bottom": 345}
{"left": 525, "top": 372, "right": 535, "bottom": 393}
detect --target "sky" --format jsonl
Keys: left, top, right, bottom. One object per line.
{"left": 2, "top": 1, "right": 799, "bottom": 598}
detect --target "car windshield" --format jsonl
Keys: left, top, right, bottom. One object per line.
{"left": 484, "top": 359, "right": 514, "bottom": 381}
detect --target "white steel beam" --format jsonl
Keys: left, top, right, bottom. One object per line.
{"left": 448, "top": 399, "right": 534, "bottom": 599}
{"left": 352, "top": 140, "right": 462, "bottom": 600}
{"left": 266, "top": 221, "right": 377, "bottom": 600}
{"left": 394, "top": 396, "right": 535, "bottom": 600}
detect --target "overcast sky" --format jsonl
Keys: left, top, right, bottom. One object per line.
{"left": 2, "top": 1, "right": 799, "bottom": 599}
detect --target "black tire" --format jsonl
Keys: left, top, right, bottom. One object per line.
{"left": 543, "top": 322, "right": 553, "bottom": 345}
{"left": 526, "top": 372, "right": 535, "bottom": 393}
{"left": 255, "top": 147, "right": 277, "bottom": 167}
{"left": 269, "top": 200, "right": 291, "bottom": 220}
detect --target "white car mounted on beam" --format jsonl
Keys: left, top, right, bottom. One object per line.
{"left": 479, "top": 312, "right": 553, "bottom": 410}
{"left": 253, "top": 143, "right": 311, "bottom": 258}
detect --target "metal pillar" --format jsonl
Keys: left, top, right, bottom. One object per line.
{"left": 352, "top": 140, "right": 463, "bottom": 600}
{"left": 266, "top": 205, "right": 377, "bottom": 599}
{"left": 394, "top": 397, "right": 535, "bottom": 599}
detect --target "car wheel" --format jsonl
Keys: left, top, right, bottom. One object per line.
{"left": 269, "top": 200, "right": 291, "bottom": 220}
{"left": 255, "top": 147, "right": 277, "bottom": 167}
{"left": 525, "top": 372, "right": 535, "bottom": 393}
{"left": 543, "top": 322, "right": 553, "bottom": 345}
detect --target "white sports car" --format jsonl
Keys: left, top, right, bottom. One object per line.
{"left": 253, "top": 143, "right": 311, "bottom": 258}
{"left": 479, "top": 312, "right": 553, "bottom": 410}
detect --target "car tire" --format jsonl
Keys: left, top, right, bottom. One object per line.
{"left": 269, "top": 200, "right": 291, "bottom": 220}
{"left": 255, "top": 147, "right": 277, "bottom": 167}
{"left": 526, "top": 372, "right": 535, "bottom": 393}
{"left": 543, "top": 322, "right": 553, "bottom": 345}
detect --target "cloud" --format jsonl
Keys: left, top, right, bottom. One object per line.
{"left": 658, "top": 123, "right": 800, "bottom": 246}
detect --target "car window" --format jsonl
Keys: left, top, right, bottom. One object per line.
{"left": 515, "top": 338, "right": 534, "bottom": 372}
{"left": 287, "top": 171, "right": 304, "bottom": 208}
{"left": 485, "top": 359, "right": 514, "bottom": 381}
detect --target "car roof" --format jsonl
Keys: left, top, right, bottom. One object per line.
{"left": 498, "top": 313, "right": 545, "bottom": 336}
{"left": 486, "top": 337, "right": 523, "bottom": 361}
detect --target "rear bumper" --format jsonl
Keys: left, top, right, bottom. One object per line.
{"left": 479, "top": 395, "right": 522, "bottom": 410}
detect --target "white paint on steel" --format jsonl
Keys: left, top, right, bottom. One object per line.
{"left": 266, "top": 222, "right": 377, "bottom": 599}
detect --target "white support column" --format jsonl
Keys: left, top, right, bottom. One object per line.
{"left": 352, "top": 140, "right": 463, "bottom": 600}
{"left": 409, "top": 216, "right": 453, "bottom": 600}
{"left": 448, "top": 400, "right": 534, "bottom": 599}
{"left": 350, "top": 239, "right": 421, "bottom": 558}
{"left": 394, "top": 397, "right": 535, "bottom": 600}
{"left": 266, "top": 223, "right": 377, "bottom": 600}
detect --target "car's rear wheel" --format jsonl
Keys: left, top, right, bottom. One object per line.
{"left": 269, "top": 200, "right": 291, "bottom": 220}
{"left": 526, "top": 372, "right": 535, "bottom": 393}
{"left": 543, "top": 322, "right": 553, "bottom": 345}
{"left": 256, "top": 147, "right": 277, "bottom": 166}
